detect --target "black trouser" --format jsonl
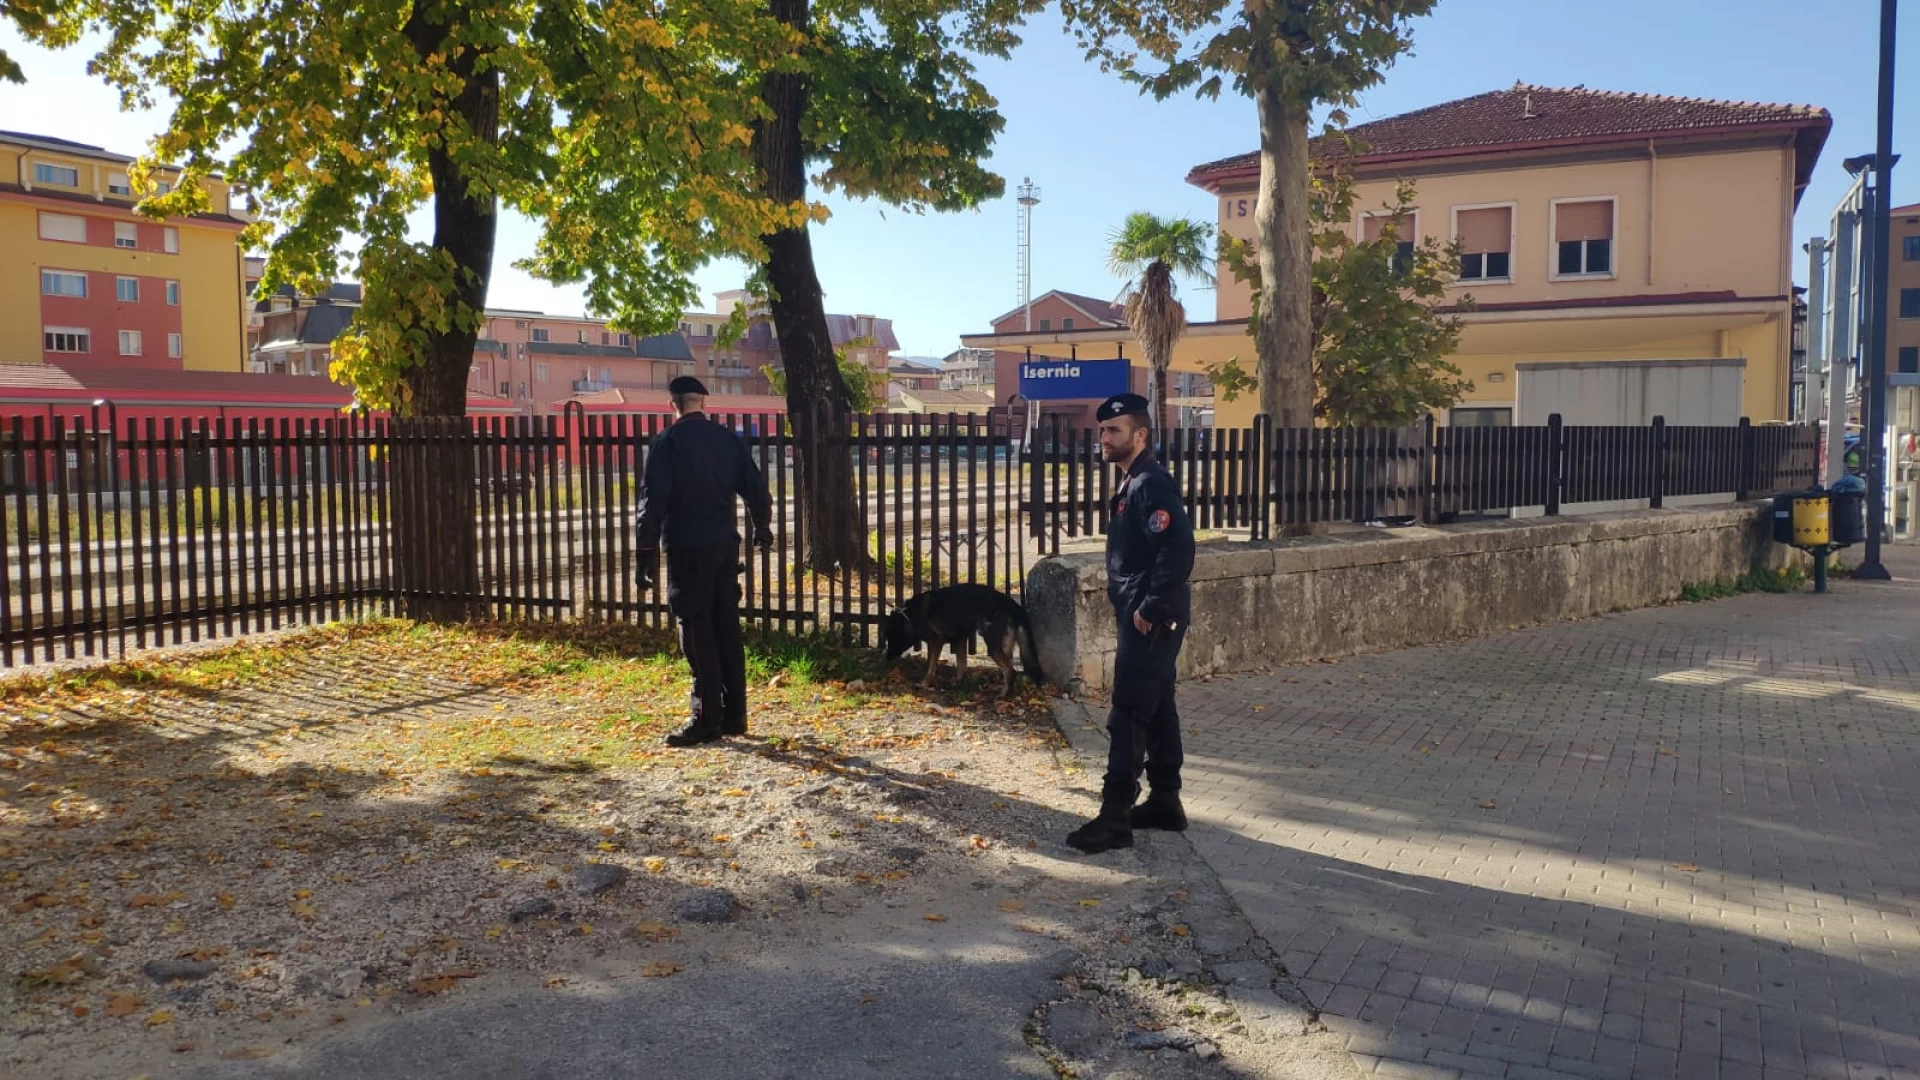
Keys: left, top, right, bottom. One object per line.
{"left": 665, "top": 546, "right": 746, "bottom": 732}
{"left": 1102, "top": 613, "right": 1187, "bottom": 809}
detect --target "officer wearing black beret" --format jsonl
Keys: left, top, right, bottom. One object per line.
{"left": 1068, "top": 392, "right": 1196, "bottom": 853}
{"left": 636, "top": 375, "right": 775, "bottom": 746}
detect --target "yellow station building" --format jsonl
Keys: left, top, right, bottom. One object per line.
{"left": 964, "top": 85, "right": 1832, "bottom": 429}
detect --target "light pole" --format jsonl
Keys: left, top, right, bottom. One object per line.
{"left": 1855, "top": 0, "right": 1900, "bottom": 581}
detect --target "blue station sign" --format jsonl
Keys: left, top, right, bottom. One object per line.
{"left": 1017, "top": 357, "right": 1131, "bottom": 401}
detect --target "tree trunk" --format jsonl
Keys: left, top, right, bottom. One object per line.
{"left": 1253, "top": 81, "right": 1314, "bottom": 430}
{"left": 755, "top": 0, "right": 866, "bottom": 574}
{"left": 393, "top": 3, "right": 500, "bottom": 621}
{"left": 1152, "top": 362, "right": 1169, "bottom": 434}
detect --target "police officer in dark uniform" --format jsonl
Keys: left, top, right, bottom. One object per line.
{"left": 1068, "top": 393, "right": 1196, "bottom": 854}
{"left": 635, "top": 376, "right": 775, "bottom": 747}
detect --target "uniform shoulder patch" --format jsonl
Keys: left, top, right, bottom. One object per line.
{"left": 1149, "top": 509, "right": 1170, "bottom": 533}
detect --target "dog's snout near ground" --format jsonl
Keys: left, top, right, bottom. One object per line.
{"left": 881, "top": 583, "right": 1045, "bottom": 700}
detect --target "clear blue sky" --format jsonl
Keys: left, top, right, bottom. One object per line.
{"left": 1, "top": 1, "right": 1912, "bottom": 358}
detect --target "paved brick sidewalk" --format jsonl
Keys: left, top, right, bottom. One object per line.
{"left": 1170, "top": 550, "right": 1920, "bottom": 1080}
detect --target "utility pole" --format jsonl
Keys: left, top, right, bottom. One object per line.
{"left": 1856, "top": 0, "right": 1899, "bottom": 580}
{"left": 1806, "top": 236, "right": 1830, "bottom": 470}
{"left": 1829, "top": 210, "right": 1858, "bottom": 484}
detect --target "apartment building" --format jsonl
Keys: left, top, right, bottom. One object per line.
{"left": 1894, "top": 203, "right": 1920, "bottom": 380}
{"left": 468, "top": 310, "right": 715, "bottom": 415}
{"left": 680, "top": 290, "right": 901, "bottom": 399}
{"left": 0, "top": 129, "right": 249, "bottom": 373}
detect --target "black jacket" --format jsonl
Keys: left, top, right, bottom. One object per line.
{"left": 635, "top": 413, "right": 773, "bottom": 552}
{"left": 1106, "top": 452, "right": 1194, "bottom": 625}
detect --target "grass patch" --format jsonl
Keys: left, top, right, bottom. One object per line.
{"left": 1679, "top": 563, "right": 1809, "bottom": 602}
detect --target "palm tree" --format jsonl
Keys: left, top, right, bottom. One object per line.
{"left": 1109, "top": 212, "right": 1216, "bottom": 433}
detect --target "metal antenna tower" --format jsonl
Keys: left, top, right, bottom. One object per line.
{"left": 1016, "top": 178, "right": 1041, "bottom": 331}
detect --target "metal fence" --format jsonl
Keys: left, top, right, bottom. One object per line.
{"left": 0, "top": 408, "right": 1817, "bottom": 667}
{"left": 1026, "top": 414, "right": 1819, "bottom": 549}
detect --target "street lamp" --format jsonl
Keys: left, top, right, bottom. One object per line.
{"left": 1853, "top": 0, "right": 1900, "bottom": 581}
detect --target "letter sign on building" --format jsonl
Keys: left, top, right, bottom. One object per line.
{"left": 1017, "top": 358, "right": 1131, "bottom": 400}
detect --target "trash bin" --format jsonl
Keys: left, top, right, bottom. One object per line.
{"left": 1792, "top": 493, "right": 1831, "bottom": 548}
{"left": 1772, "top": 492, "right": 1799, "bottom": 545}
{"left": 1829, "top": 475, "right": 1867, "bottom": 547}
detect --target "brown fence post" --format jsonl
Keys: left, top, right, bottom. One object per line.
{"left": 1649, "top": 415, "right": 1667, "bottom": 510}
{"left": 1735, "top": 416, "right": 1753, "bottom": 501}
{"left": 1546, "top": 413, "right": 1564, "bottom": 517}
{"left": 1419, "top": 413, "right": 1436, "bottom": 525}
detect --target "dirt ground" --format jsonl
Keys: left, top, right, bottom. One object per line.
{"left": 0, "top": 622, "right": 1351, "bottom": 1079}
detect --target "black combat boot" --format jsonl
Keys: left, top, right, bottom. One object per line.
{"left": 1129, "top": 790, "right": 1188, "bottom": 832}
{"left": 722, "top": 714, "right": 747, "bottom": 737}
{"left": 1066, "top": 786, "right": 1136, "bottom": 854}
{"left": 664, "top": 721, "right": 724, "bottom": 748}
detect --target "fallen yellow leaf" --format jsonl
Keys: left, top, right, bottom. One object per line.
{"left": 289, "top": 901, "right": 317, "bottom": 920}
{"left": 219, "top": 1048, "right": 274, "bottom": 1061}
{"left": 1078, "top": 899, "right": 1102, "bottom": 908}
{"left": 484, "top": 925, "right": 505, "bottom": 940}
{"left": 643, "top": 857, "right": 667, "bottom": 874}
{"left": 1674, "top": 863, "right": 1701, "bottom": 873}
{"left": 923, "top": 913, "right": 948, "bottom": 922}
{"left": 146, "top": 1011, "right": 173, "bottom": 1027}
{"left": 641, "top": 962, "right": 683, "bottom": 977}
{"left": 216, "top": 892, "right": 236, "bottom": 910}
{"left": 999, "top": 899, "right": 1025, "bottom": 913}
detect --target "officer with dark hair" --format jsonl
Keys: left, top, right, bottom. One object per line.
{"left": 636, "top": 376, "right": 775, "bottom": 747}
{"left": 1068, "top": 392, "right": 1196, "bottom": 854}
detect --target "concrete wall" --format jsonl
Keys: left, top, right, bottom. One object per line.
{"left": 1025, "top": 504, "right": 1798, "bottom": 694}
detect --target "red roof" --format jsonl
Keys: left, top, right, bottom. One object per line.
{"left": 1189, "top": 84, "right": 1831, "bottom": 196}
{"left": 0, "top": 361, "right": 525, "bottom": 414}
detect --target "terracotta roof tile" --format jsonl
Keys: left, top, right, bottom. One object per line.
{"left": 1190, "top": 84, "right": 1830, "bottom": 182}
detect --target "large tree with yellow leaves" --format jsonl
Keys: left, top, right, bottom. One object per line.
{"left": 9, "top": 0, "right": 807, "bottom": 617}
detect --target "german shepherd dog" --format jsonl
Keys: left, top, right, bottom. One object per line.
{"left": 882, "top": 584, "right": 1044, "bottom": 698}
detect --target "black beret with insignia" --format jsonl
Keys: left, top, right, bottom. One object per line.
{"left": 667, "top": 375, "right": 709, "bottom": 396}
{"left": 1095, "top": 393, "right": 1150, "bottom": 423}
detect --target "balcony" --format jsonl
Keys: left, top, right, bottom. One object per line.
{"left": 714, "top": 366, "right": 751, "bottom": 378}
{"left": 572, "top": 379, "right": 612, "bottom": 393}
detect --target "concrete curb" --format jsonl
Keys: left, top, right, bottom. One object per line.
{"left": 1046, "top": 698, "right": 1341, "bottom": 1049}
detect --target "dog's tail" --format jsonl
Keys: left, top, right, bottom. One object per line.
{"left": 1008, "top": 601, "right": 1046, "bottom": 688}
